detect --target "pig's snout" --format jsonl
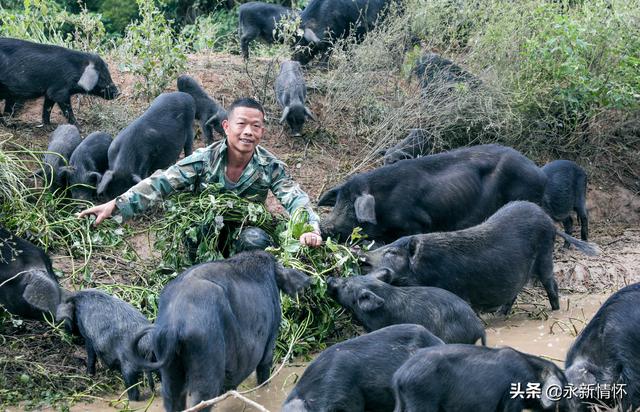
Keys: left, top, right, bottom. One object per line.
{"left": 326, "top": 277, "right": 340, "bottom": 296}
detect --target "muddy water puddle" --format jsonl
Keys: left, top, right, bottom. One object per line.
{"left": 22, "top": 293, "right": 608, "bottom": 412}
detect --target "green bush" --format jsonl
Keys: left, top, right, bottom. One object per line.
{"left": 119, "top": 0, "right": 187, "bottom": 99}
{"left": 181, "top": 8, "right": 237, "bottom": 52}
{"left": 0, "top": 0, "right": 106, "bottom": 51}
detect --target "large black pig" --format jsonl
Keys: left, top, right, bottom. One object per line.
{"left": 97, "top": 92, "right": 195, "bottom": 200}
{"left": 392, "top": 344, "right": 573, "bottom": 412}
{"left": 282, "top": 324, "right": 443, "bottom": 412}
{"left": 318, "top": 144, "right": 547, "bottom": 243}
{"left": 0, "top": 227, "right": 63, "bottom": 320}
{"left": 129, "top": 250, "right": 311, "bottom": 412}
{"left": 293, "top": 0, "right": 395, "bottom": 65}
{"left": 176, "top": 75, "right": 226, "bottom": 144}
{"left": 327, "top": 270, "right": 485, "bottom": 344}
{"left": 361, "top": 201, "right": 599, "bottom": 313}
{"left": 56, "top": 289, "right": 155, "bottom": 401}
{"left": 0, "top": 37, "right": 118, "bottom": 124}
{"left": 59, "top": 131, "right": 112, "bottom": 201}
{"left": 565, "top": 283, "right": 640, "bottom": 411}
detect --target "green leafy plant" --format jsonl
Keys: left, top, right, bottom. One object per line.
{"left": 119, "top": 0, "right": 187, "bottom": 99}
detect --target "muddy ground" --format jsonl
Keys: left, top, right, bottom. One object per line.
{"left": 1, "top": 53, "right": 639, "bottom": 411}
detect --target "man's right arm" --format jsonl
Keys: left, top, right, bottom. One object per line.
{"left": 115, "top": 154, "right": 205, "bottom": 220}
{"left": 79, "top": 149, "right": 209, "bottom": 224}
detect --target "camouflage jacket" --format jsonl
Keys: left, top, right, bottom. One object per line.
{"left": 114, "top": 140, "right": 321, "bottom": 232}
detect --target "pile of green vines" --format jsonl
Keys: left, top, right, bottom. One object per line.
{"left": 153, "top": 185, "right": 365, "bottom": 358}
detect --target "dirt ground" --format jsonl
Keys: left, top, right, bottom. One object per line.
{"left": 1, "top": 53, "right": 640, "bottom": 411}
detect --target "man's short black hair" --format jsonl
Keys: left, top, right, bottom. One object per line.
{"left": 228, "top": 97, "right": 265, "bottom": 117}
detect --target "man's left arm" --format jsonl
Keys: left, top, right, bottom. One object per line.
{"left": 269, "top": 162, "right": 322, "bottom": 244}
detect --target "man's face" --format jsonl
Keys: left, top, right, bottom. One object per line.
{"left": 223, "top": 106, "right": 265, "bottom": 155}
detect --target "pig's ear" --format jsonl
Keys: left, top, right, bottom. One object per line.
{"left": 355, "top": 193, "right": 377, "bottom": 225}
{"left": 55, "top": 292, "right": 75, "bottom": 333}
{"left": 78, "top": 63, "right": 99, "bottom": 92}
{"left": 276, "top": 264, "right": 312, "bottom": 297}
{"left": 96, "top": 170, "right": 113, "bottom": 195}
{"left": 371, "top": 267, "right": 393, "bottom": 283}
{"left": 318, "top": 185, "right": 342, "bottom": 207}
{"left": 303, "top": 28, "right": 321, "bottom": 44}
{"left": 408, "top": 236, "right": 423, "bottom": 266}
{"left": 279, "top": 106, "right": 290, "bottom": 124}
{"left": 132, "top": 174, "right": 142, "bottom": 184}
{"left": 204, "top": 112, "right": 221, "bottom": 127}
{"left": 357, "top": 289, "right": 384, "bottom": 312}
{"left": 22, "top": 271, "right": 61, "bottom": 314}
{"left": 540, "top": 372, "right": 563, "bottom": 409}
{"left": 87, "top": 171, "right": 102, "bottom": 187}
{"left": 58, "top": 166, "right": 74, "bottom": 184}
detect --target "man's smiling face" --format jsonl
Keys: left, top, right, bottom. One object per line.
{"left": 223, "top": 106, "right": 265, "bottom": 155}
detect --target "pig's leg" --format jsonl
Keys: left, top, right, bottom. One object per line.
{"left": 85, "top": 341, "right": 97, "bottom": 375}
{"left": 42, "top": 96, "right": 55, "bottom": 125}
{"left": 536, "top": 252, "right": 559, "bottom": 310}
{"left": 122, "top": 366, "right": 141, "bottom": 401}
{"left": 576, "top": 205, "right": 588, "bottom": 242}
{"left": 183, "top": 126, "right": 194, "bottom": 157}
{"left": 562, "top": 216, "right": 573, "bottom": 248}
{"left": 256, "top": 342, "right": 275, "bottom": 385}
{"left": 161, "top": 364, "right": 187, "bottom": 412}
{"left": 57, "top": 98, "right": 76, "bottom": 125}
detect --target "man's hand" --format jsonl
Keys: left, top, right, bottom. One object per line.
{"left": 77, "top": 199, "right": 117, "bottom": 226}
{"left": 300, "top": 231, "right": 322, "bottom": 248}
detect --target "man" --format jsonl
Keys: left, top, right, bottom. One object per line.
{"left": 78, "top": 97, "right": 323, "bottom": 248}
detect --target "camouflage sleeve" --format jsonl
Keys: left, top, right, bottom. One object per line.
{"left": 269, "top": 161, "right": 321, "bottom": 234}
{"left": 114, "top": 150, "right": 207, "bottom": 220}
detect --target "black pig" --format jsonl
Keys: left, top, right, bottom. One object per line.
{"left": 282, "top": 324, "right": 443, "bottom": 412}
{"left": 129, "top": 251, "right": 311, "bottom": 411}
{"left": 97, "top": 92, "right": 195, "bottom": 200}
{"left": 0, "top": 227, "right": 63, "bottom": 320}
{"left": 238, "top": 2, "right": 296, "bottom": 60}
{"left": 55, "top": 289, "right": 155, "bottom": 401}
{"left": 176, "top": 75, "right": 226, "bottom": 144}
{"left": 318, "top": 144, "right": 547, "bottom": 243}
{"left": 275, "top": 60, "right": 316, "bottom": 137}
{"left": 0, "top": 37, "right": 118, "bottom": 124}
{"left": 380, "top": 129, "right": 431, "bottom": 165}
{"left": 541, "top": 160, "right": 589, "bottom": 247}
{"left": 37, "top": 124, "right": 82, "bottom": 191}
{"left": 327, "top": 270, "right": 485, "bottom": 344}
{"left": 293, "top": 0, "right": 395, "bottom": 65}
{"left": 565, "top": 283, "right": 640, "bottom": 411}
{"left": 362, "top": 201, "right": 599, "bottom": 314}
{"left": 59, "top": 131, "right": 112, "bottom": 201}
{"left": 392, "top": 344, "right": 572, "bottom": 412}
